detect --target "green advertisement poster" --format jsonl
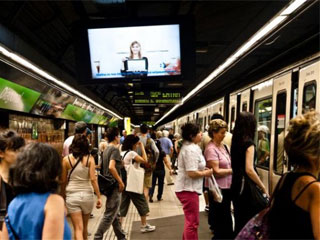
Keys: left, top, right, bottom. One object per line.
{"left": 108, "top": 117, "right": 118, "bottom": 127}
{"left": 98, "top": 115, "right": 109, "bottom": 125}
{"left": 0, "top": 77, "right": 41, "bottom": 113}
{"left": 61, "top": 104, "right": 87, "bottom": 121}
{"left": 82, "top": 110, "right": 95, "bottom": 123}
{"left": 90, "top": 114, "right": 101, "bottom": 124}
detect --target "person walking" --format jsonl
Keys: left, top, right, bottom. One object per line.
{"left": 61, "top": 134, "right": 102, "bottom": 240}
{"left": 94, "top": 127, "right": 126, "bottom": 240}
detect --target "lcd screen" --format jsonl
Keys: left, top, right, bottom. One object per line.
{"left": 87, "top": 24, "right": 181, "bottom": 79}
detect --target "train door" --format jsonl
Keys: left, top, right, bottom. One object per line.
{"left": 229, "top": 94, "right": 237, "bottom": 132}
{"left": 298, "top": 60, "right": 320, "bottom": 115}
{"left": 252, "top": 81, "right": 272, "bottom": 193}
{"left": 270, "top": 72, "right": 292, "bottom": 193}
{"left": 240, "top": 89, "right": 250, "bottom": 112}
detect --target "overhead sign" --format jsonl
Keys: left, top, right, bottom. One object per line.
{"left": 133, "top": 91, "right": 182, "bottom": 104}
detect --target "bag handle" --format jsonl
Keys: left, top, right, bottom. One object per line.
{"left": 67, "top": 155, "right": 81, "bottom": 183}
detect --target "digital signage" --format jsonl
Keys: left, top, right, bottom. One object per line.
{"left": 87, "top": 24, "right": 181, "bottom": 79}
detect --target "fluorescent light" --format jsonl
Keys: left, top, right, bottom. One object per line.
{"left": 155, "top": 0, "right": 308, "bottom": 126}
{"left": 280, "top": 0, "right": 307, "bottom": 15}
{"left": 155, "top": 108, "right": 160, "bottom": 112}
{"left": 0, "top": 44, "right": 123, "bottom": 119}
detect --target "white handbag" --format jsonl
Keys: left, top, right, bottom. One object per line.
{"left": 208, "top": 175, "right": 223, "bottom": 203}
{"left": 125, "top": 162, "right": 145, "bottom": 194}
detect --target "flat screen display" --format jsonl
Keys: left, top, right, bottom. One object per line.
{"left": 87, "top": 24, "right": 181, "bottom": 79}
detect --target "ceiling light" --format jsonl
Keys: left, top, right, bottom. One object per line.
{"left": 128, "top": 91, "right": 133, "bottom": 94}
{"left": 0, "top": 44, "right": 123, "bottom": 120}
{"left": 280, "top": 0, "right": 307, "bottom": 15}
{"left": 155, "top": 0, "right": 308, "bottom": 126}
{"left": 155, "top": 108, "right": 159, "bottom": 112}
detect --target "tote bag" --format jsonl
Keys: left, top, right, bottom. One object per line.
{"left": 126, "top": 162, "right": 145, "bottom": 194}
{"left": 208, "top": 175, "right": 223, "bottom": 203}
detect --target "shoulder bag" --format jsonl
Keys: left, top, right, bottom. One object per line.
{"left": 235, "top": 172, "right": 289, "bottom": 240}
{"left": 208, "top": 174, "right": 223, "bottom": 203}
{"left": 125, "top": 155, "right": 145, "bottom": 194}
{"left": 98, "top": 150, "right": 117, "bottom": 196}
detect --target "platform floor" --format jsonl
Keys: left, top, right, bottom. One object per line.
{"left": 67, "top": 176, "right": 209, "bottom": 240}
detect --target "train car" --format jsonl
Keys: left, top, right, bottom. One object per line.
{"left": 165, "top": 52, "right": 319, "bottom": 194}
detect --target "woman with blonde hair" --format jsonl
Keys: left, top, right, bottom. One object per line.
{"left": 267, "top": 111, "right": 320, "bottom": 239}
{"left": 204, "top": 119, "right": 233, "bottom": 239}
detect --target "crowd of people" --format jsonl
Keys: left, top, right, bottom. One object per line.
{"left": 0, "top": 110, "right": 318, "bottom": 240}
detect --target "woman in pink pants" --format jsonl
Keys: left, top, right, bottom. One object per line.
{"left": 175, "top": 123, "right": 213, "bottom": 240}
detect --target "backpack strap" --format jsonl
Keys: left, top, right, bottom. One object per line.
{"left": 67, "top": 155, "right": 73, "bottom": 167}
{"left": 293, "top": 180, "right": 318, "bottom": 203}
{"left": 67, "top": 156, "right": 82, "bottom": 183}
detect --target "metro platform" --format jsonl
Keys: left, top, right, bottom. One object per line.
{"left": 72, "top": 176, "right": 210, "bottom": 240}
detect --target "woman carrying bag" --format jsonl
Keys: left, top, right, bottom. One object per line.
{"left": 204, "top": 119, "right": 233, "bottom": 239}
{"left": 231, "top": 112, "right": 269, "bottom": 235}
{"left": 120, "top": 135, "right": 156, "bottom": 233}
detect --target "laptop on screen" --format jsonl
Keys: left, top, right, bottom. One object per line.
{"left": 127, "top": 59, "right": 147, "bottom": 72}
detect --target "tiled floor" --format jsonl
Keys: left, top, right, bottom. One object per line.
{"left": 67, "top": 176, "right": 207, "bottom": 240}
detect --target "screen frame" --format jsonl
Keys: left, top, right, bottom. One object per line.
{"left": 73, "top": 16, "right": 195, "bottom": 84}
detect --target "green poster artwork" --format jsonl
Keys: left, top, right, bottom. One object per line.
{"left": 98, "top": 115, "right": 109, "bottom": 125}
{"left": 61, "top": 104, "right": 87, "bottom": 121}
{"left": 82, "top": 110, "right": 95, "bottom": 123}
{"left": 0, "top": 77, "right": 41, "bottom": 113}
{"left": 90, "top": 114, "right": 101, "bottom": 124}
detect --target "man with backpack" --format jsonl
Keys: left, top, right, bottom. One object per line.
{"left": 138, "top": 124, "right": 159, "bottom": 202}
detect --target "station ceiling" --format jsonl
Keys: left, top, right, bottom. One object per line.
{"left": 0, "top": 0, "right": 319, "bottom": 125}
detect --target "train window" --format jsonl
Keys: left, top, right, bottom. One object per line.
{"left": 274, "top": 92, "right": 287, "bottom": 175}
{"left": 254, "top": 98, "right": 272, "bottom": 169}
{"left": 230, "top": 106, "right": 235, "bottom": 132}
{"left": 242, "top": 102, "right": 248, "bottom": 111}
{"left": 302, "top": 81, "right": 316, "bottom": 113}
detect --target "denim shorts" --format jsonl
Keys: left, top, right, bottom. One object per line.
{"left": 66, "top": 192, "right": 94, "bottom": 214}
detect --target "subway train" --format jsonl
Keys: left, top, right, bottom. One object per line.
{"left": 161, "top": 52, "right": 319, "bottom": 194}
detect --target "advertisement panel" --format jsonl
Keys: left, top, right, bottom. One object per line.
{"left": 0, "top": 77, "right": 41, "bottom": 113}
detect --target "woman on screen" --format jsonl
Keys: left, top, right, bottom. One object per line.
{"left": 121, "top": 41, "right": 148, "bottom": 77}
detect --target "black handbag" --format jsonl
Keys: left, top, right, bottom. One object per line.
{"left": 244, "top": 176, "right": 269, "bottom": 212}
{"left": 98, "top": 150, "right": 117, "bottom": 196}
{"left": 98, "top": 173, "right": 116, "bottom": 196}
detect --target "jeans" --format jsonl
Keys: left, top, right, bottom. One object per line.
{"left": 149, "top": 169, "right": 165, "bottom": 200}
{"left": 176, "top": 191, "right": 199, "bottom": 240}
{"left": 94, "top": 188, "right": 125, "bottom": 240}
